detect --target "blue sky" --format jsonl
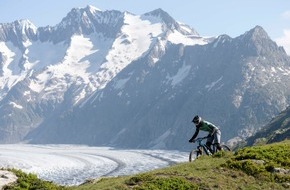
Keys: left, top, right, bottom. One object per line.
{"left": 1, "top": 0, "right": 290, "bottom": 54}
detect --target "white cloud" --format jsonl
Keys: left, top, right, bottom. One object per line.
{"left": 275, "top": 29, "right": 290, "bottom": 55}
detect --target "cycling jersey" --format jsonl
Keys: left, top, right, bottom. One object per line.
{"left": 197, "top": 120, "right": 218, "bottom": 133}
{"left": 189, "top": 120, "right": 220, "bottom": 142}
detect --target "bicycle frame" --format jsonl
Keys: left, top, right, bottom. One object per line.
{"left": 189, "top": 137, "right": 231, "bottom": 162}
{"left": 195, "top": 137, "right": 213, "bottom": 156}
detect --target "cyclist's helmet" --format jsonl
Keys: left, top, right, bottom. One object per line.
{"left": 192, "top": 115, "right": 201, "bottom": 125}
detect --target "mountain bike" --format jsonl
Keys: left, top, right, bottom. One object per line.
{"left": 189, "top": 136, "right": 231, "bottom": 162}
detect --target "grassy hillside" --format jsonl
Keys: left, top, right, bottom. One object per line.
{"left": 67, "top": 140, "right": 290, "bottom": 190}
{"left": 5, "top": 140, "right": 290, "bottom": 190}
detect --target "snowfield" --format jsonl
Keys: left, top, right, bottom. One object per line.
{"left": 0, "top": 144, "right": 188, "bottom": 186}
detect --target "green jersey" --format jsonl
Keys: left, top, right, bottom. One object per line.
{"left": 189, "top": 120, "right": 219, "bottom": 141}
{"left": 198, "top": 120, "right": 218, "bottom": 132}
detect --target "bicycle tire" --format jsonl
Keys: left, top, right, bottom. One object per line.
{"left": 189, "top": 150, "right": 201, "bottom": 162}
{"left": 220, "top": 144, "right": 231, "bottom": 152}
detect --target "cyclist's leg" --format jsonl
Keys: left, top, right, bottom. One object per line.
{"left": 206, "top": 135, "right": 214, "bottom": 153}
{"left": 213, "top": 129, "right": 222, "bottom": 151}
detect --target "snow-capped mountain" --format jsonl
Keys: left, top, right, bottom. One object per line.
{"left": 0, "top": 6, "right": 211, "bottom": 144}
{"left": 45, "top": 25, "right": 290, "bottom": 150}
{"left": 0, "top": 5, "right": 290, "bottom": 149}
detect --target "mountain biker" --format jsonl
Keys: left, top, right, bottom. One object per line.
{"left": 189, "top": 115, "right": 222, "bottom": 151}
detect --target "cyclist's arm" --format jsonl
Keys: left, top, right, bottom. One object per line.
{"left": 189, "top": 128, "right": 200, "bottom": 141}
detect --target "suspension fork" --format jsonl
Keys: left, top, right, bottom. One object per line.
{"left": 197, "top": 146, "right": 203, "bottom": 155}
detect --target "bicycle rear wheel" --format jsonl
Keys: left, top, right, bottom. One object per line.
{"left": 189, "top": 150, "right": 201, "bottom": 162}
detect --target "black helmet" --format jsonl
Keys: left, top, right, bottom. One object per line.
{"left": 192, "top": 115, "right": 201, "bottom": 125}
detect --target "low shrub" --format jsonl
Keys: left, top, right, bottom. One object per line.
{"left": 226, "top": 140, "right": 290, "bottom": 183}
{"left": 4, "top": 169, "right": 66, "bottom": 190}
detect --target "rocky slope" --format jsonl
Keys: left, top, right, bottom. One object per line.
{"left": 245, "top": 106, "right": 290, "bottom": 146}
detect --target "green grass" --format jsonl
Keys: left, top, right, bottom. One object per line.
{"left": 226, "top": 140, "right": 290, "bottom": 184}
{"left": 68, "top": 141, "right": 290, "bottom": 190}
{"left": 5, "top": 140, "right": 290, "bottom": 190}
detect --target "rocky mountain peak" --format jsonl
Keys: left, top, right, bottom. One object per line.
{"left": 144, "top": 9, "right": 179, "bottom": 30}
{"left": 246, "top": 25, "right": 270, "bottom": 39}
{"left": 144, "top": 8, "right": 175, "bottom": 24}
{"left": 236, "top": 25, "right": 283, "bottom": 56}
{"left": 0, "top": 19, "right": 37, "bottom": 48}
{"left": 238, "top": 25, "right": 271, "bottom": 44}
{"left": 56, "top": 5, "right": 123, "bottom": 35}
{"left": 84, "top": 5, "right": 102, "bottom": 13}
{"left": 143, "top": 8, "right": 199, "bottom": 37}
{"left": 13, "top": 19, "right": 37, "bottom": 33}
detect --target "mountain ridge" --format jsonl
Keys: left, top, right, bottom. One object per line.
{"left": 0, "top": 5, "right": 289, "bottom": 149}
{"left": 27, "top": 24, "right": 290, "bottom": 149}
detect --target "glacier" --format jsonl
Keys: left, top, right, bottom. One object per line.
{"left": 0, "top": 144, "right": 188, "bottom": 186}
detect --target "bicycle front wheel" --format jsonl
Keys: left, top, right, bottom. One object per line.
{"left": 220, "top": 144, "right": 231, "bottom": 152}
{"left": 189, "top": 150, "right": 201, "bottom": 162}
